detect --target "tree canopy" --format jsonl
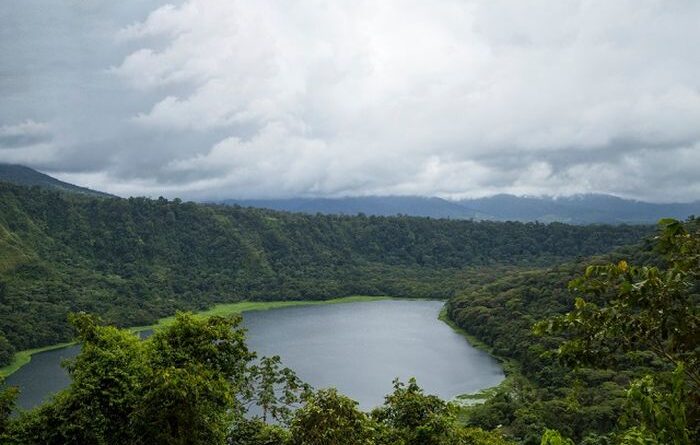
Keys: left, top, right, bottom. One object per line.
{"left": 449, "top": 218, "right": 698, "bottom": 444}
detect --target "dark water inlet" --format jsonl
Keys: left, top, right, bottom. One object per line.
{"left": 7, "top": 300, "right": 504, "bottom": 411}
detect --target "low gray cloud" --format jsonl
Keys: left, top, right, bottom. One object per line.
{"left": 0, "top": 121, "right": 52, "bottom": 149}
{"left": 1, "top": 0, "right": 699, "bottom": 202}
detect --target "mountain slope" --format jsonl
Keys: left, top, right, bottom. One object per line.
{"left": 0, "top": 182, "right": 651, "bottom": 363}
{"left": 0, "top": 163, "right": 111, "bottom": 197}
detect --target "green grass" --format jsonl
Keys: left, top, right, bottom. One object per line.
{"left": 1, "top": 296, "right": 393, "bottom": 378}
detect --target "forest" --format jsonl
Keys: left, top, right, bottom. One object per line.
{"left": 448, "top": 219, "right": 698, "bottom": 444}
{"left": 0, "top": 182, "right": 696, "bottom": 444}
{"left": 0, "top": 182, "right": 650, "bottom": 363}
{"left": 0, "top": 215, "right": 696, "bottom": 444}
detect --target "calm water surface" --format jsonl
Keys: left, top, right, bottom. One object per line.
{"left": 7, "top": 300, "right": 504, "bottom": 411}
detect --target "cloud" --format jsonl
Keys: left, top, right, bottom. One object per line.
{"left": 0, "top": 120, "right": 60, "bottom": 165}
{"left": 2, "top": 0, "right": 700, "bottom": 202}
{"left": 0, "top": 121, "right": 52, "bottom": 149}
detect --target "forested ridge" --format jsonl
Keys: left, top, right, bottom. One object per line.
{"left": 0, "top": 182, "right": 650, "bottom": 363}
{"left": 448, "top": 263, "right": 642, "bottom": 443}
{"left": 448, "top": 220, "right": 699, "bottom": 443}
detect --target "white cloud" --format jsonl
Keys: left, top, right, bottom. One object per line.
{"left": 3, "top": 0, "right": 700, "bottom": 201}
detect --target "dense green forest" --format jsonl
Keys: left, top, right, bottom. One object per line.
{"left": 0, "top": 182, "right": 650, "bottom": 363}
{"left": 448, "top": 219, "right": 699, "bottom": 444}
{"left": 0, "top": 219, "right": 696, "bottom": 444}
{"left": 0, "top": 181, "right": 695, "bottom": 444}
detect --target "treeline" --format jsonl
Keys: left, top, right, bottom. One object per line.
{"left": 0, "top": 182, "right": 649, "bottom": 363}
{"left": 447, "top": 220, "right": 698, "bottom": 443}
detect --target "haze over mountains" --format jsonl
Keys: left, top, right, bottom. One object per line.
{"left": 1, "top": 163, "right": 697, "bottom": 225}
{"left": 225, "top": 194, "right": 700, "bottom": 225}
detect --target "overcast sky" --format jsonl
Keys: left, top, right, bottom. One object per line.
{"left": 1, "top": 0, "right": 699, "bottom": 202}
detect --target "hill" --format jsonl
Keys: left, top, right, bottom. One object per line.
{"left": 0, "top": 182, "right": 651, "bottom": 364}
{"left": 446, "top": 219, "right": 699, "bottom": 442}
{"left": 0, "top": 164, "right": 111, "bottom": 197}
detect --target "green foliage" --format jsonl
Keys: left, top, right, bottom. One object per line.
{"left": 447, "top": 238, "right": 667, "bottom": 441}
{"left": 616, "top": 365, "right": 690, "bottom": 445}
{"left": 289, "top": 388, "right": 375, "bottom": 445}
{"left": 227, "top": 418, "right": 292, "bottom": 445}
{"left": 448, "top": 264, "right": 629, "bottom": 442}
{"left": 372, "top": 378, "right": 461, "bottom": 445}
{"left": 0, "top": 380, "right": 17, "bottom": 440}
{"left": 6, "top": 313, "right": 260, "bottom": 445}
{"left": 540, "top": 429, "right": 574, "bottom": 445}
{"left": 540, "top": 246, "right": 698, "bottom": 377}
{"left": 0, "top": 182, "right": 650, "bottom": 366}
{"left": 2, "top": 181, "right": 681, "bottom": 444}
{"left": 0, "top": 334, "right": 14, "bottom": 367}
{"left": 538, "top": 218, "right": 699, "bottom": 443}
{"left": 446, "top": 218, "right": 699, "bottom": 444}
{"left": 7, "top": 313, "right": 147, "bottom": 444}
{"left": 135, "top": 314, "right": 254, "bottom": 445}
{"left": 243, "top": 355, "right": 312, "bottom": 424}
{"left": 459, "top": 427, "right": 516, "bottom": 445}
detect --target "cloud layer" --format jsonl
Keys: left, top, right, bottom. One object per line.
{"left": 2, "top": 0, "right": 700, "bottom": 201}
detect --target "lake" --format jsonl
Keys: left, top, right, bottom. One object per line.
{"left": 7, "top": 299, "right": 504, "bottom": 411}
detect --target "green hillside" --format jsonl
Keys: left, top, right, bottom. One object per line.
{"left": 447, "top": 222, "right": 699, "bottom": 443}
{"left": 0, "top": 182, "right": 650, "bottom": 364}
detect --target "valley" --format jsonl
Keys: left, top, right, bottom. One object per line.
{"left": 0, "top": 178, "right": 696, "bottom": 444}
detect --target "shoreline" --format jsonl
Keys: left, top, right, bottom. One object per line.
{"left": 3, "top": 296, "right": 512, "bottom": 418}
{"left": 3, "top": 295, "right": 512, "bottom": 408}
{"left": 1, "top": 295, "right": 397, "bottom": 378}
{"left": 438, "top": 306, "right": 523, "bottom": 409}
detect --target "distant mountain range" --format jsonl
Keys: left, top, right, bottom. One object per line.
{"left": 0, "top": 163, "right": 111, "bottom": 198}
{"left": 224, "top": 194, "right": 700, "bottom": 225}
{"left": 222, "top": 196, "right": 479, "bottom": 219}
{"left": 1, "top": 163, "right": 697, "bottom": 224}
